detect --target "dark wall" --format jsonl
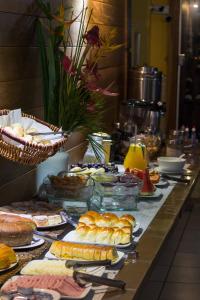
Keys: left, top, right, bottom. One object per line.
{"left": 0, "top": 0, "right": 126, "bottom": 205}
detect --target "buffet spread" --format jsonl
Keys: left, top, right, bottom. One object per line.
{"left": 0, "top": 115, "right": 192, "bottom": 299}
{"left": 0, "top": 163, "right": 183, "bottom": 300}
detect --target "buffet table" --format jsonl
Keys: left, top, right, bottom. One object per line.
{"left": 0, "top": 163, "right": 199, "bottom": 300}
{"left": 102, "top": 168, "right": 199, "bottom": 300}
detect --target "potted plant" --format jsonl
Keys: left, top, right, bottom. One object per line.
{"left": 36, "top": 0, "right": 121, "bottom": 161}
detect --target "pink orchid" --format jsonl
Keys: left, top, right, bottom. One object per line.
{"left": 83, "top": 26, "right": 102, "bottom": 47}
{"left": 62, "top": 55, "right": 76, "bottom": 75}
{"left": 86, "top": 81, "right": 118, "bottom": 96}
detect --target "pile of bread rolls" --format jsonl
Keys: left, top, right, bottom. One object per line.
{"left": 76, "top": 211, "right": 135, "bottom": 245}
{"left": 3, "top": 123, "right": 51, "bottom": 145}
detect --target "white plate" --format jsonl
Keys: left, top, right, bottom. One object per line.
{"left": 155, "top": 179, "right": 169, "bottom": 188}
{"left": 0, "top": 258, "right": 18, "bottom": 273}
{"left": 156, "top": 167, "right": 185, "bottom": 175}
{"left": 133, "top": 222, "right": 140, "bottom": 233}
{"left": 139, "top": 189, "right": 163, "bottom": 199}
{"left": 20, "top": 259, "right": 105, "bottom": 277}
{"left": 45, "top": 250, "right": 124, "bottom": 266}
{"left": 37, "top": 220, "right": 67, "bottom": 230}
{"left": 13, "top": 236, "right": 44, "bottom": 250}
{"left": 63, "top": 230, "right": 132, "bottom": 249}
{"left": 1, "top": 276, "right": 90, "bottom": 300}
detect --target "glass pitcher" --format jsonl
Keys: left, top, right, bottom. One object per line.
{"left": 124, "top": 137, "right": 148, "bottom": 170}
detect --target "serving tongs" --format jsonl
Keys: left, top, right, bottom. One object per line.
{"left": 65, "top": 259, "right": 112, "bottom": 269}
{"left": 33, "top": 230, "right": 59, "bottom": 242}
{"left": 73, "top": 271, "right": 126, "bottom": 290}
{"left": 60, "top": 211, "right": 78, "bottom": 228}
{"left": 28, "top": 130, "right": 69, "bottom": 138}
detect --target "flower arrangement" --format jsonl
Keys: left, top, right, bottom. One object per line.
{"left": 36, "top": 0, "right": 121, "bottom": 157}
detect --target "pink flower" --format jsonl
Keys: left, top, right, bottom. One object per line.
{"left": 62, "top": 55, "right": 76, "bottom": 75}
{"left": 83, "top": 26, "right": 102, "bottom": 47}
{"left": 86, "top": 81, "right": 119, "bottom": 96}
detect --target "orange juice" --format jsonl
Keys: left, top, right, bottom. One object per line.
{"left": 124, "top": 143, "right": 148, "bottom": 170}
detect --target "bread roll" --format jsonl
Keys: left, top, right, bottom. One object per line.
{"left": 95, "top": 227, "right": 114, "bottom": 244}
{"left": 86, "top": 226, "right": 98, "bottom": 242}
{"left": 115, "top": 219, "right": 132, "bottom": 229}
{"left": 86, "top": 211, "right": 100, "bottom": 218}
{"left": 120, "top": 214, "right": 136, "bottom": 227}
{"left": 103, "top": 213, "right": 119, "bottom": 225}
{"left": 79, "top": 214, "right": 95, "bottom": 225}
{"left": 95, "top": 215, "right": 111, "bottom": 227}
{"left": 50, "top": 241, "right": 118, "bottom": 261}
{"left": 76, "top": 225, "right": 132, "bottom": 245}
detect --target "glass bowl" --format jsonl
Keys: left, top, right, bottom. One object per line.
{"left": 43, "top": 172, "right": 94, "bottom": 215}
{"left": 89, "top": 173, "right": 140, "bottom": 211}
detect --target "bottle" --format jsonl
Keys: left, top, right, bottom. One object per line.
{"left": 191, "top": 126, "right": 197, "bottom": 145}
{"left": 170, "top": 130, "right": 178, "bottom": 145}
{"left": 184, "top": 127, "right": 190, "bottom": 145}
{"left": 110, "top": 122, "right": 122, "bottom": 162}
{"left": 179, "top": 125, "right": 185, "bottom": 145}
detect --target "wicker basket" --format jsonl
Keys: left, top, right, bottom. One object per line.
{"left": 0, "top": 110, "right": 68, "bottom": 165}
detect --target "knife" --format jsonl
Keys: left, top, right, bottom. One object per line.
{"left": 73, "top": 271, "right": 126, "bottom": 289}
{"left": 33, "top": 231, "right": 59, "bottom": 242}
{"left": 161, "top": 174, "right": 190, "bottom": 183}
{"left": 65, "top": 259, "right": 112, "bottom": 269}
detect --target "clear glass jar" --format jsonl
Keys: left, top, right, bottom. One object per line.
{"left": 89, "top": 173, "right": 140, "bottom": 211}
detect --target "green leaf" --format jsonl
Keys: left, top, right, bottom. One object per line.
{"left": 36, "top": 0, "right": 52, "bottom": 20}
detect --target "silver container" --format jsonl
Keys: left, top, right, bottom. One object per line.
{"left": 128, "top": 66, "right": 162, "bottom": 103}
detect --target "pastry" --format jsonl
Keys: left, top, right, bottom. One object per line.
{"left": 49, "top": 241, "right": 118, "bottom": 261}
{"left": 32, "top": 215, "right": 49, "bottom": 227}
{"left": 120, "top": 214, "right": 136, "bottom": 227}
{"left": 80, "top": 211, "right": 133, "bottom": 229}
{"left": 79, "top": 214, "right": 95, "bottom": 225}
{"left": 76, "top": 224, "right": 132, "bottom": 245}
{"left": 0, "top": 243, "right": 17, "bottom": 270}
{"left": 0, "top": 214, "right": 36, "bottom": 247}
{"left": 32, "top": 215, "right": 62, "bottom": 227}
{"left": 48, "top": 215, "right": 62, "bottom": 226}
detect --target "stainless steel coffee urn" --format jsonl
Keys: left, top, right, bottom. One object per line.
{"left": 128, "top": 66, "right": 162, "bottom": 103}
{"left": 126, "top": 65, "right": 165, "bottom": 133}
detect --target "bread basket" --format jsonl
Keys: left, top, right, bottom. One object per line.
{"left": 0, "top": 109, "right": 67, "bottom": 165}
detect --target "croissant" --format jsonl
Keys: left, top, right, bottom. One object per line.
{"left": 49, "top": 241, "right": 118, "bottom": 261}
{"left": 76, "top": 224, "right": 131, "bottom": 245}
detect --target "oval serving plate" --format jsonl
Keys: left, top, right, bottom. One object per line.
{"left": 13, "top": 236, "right": 44, "bottom": 250}
{"left": 0, "top": 257, "right": 19, "bottom": 273}
{"left": 37, "top": 219, "right": 67, "bottom": 230}
{"left": 45, "top": 250, "right": 124, "bottom": 266}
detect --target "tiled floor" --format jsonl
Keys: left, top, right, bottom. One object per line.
{"left": 135, "top": 182, "right": 200, "bottom": 300}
